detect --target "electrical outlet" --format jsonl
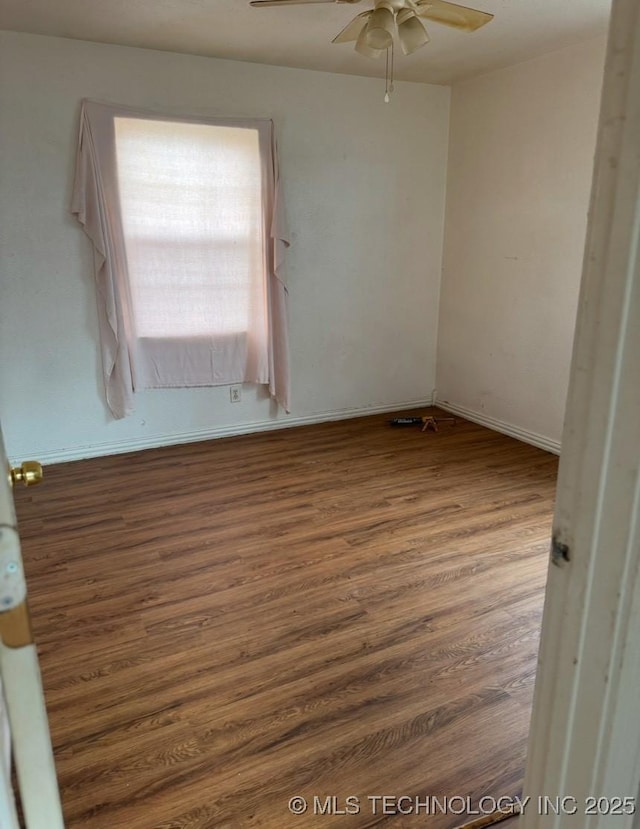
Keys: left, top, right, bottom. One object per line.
{"left": 230, "top": 385, "right": 242, "bottom": 403}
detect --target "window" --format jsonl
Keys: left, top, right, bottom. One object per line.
{"left": 72, "top": 101, "right": 290, "bottom": 418}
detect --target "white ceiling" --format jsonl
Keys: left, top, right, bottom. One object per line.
{"left": 0, "top": 0, "right": 611, "bottom": 85}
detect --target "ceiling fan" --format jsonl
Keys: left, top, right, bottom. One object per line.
{"left": 249, "top": 0, "right": 494, "bottom": 60}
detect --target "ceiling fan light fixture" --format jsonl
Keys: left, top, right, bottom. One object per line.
{"left": 363, "top": 4, "right": 395, "bottom": 51}
{"left": 396, "top": 8, "right": 429, "bottom": 55}
{"left": 355, "top": 22, "right": 384, "bottom": 57}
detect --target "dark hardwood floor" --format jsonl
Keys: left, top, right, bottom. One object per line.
{"left": 13, "top": 410, "right": 557, "bottom": 829}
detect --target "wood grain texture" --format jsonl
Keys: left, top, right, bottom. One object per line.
{"left": 453, "top": 809, "right": 519, "bottom": 829}
{"left": 13, "top": 410, "right": 557, "bottom": 828}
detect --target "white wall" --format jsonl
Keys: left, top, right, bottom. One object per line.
{"left": 0, "top": 31, "right": 450, "bottom": 462}
{"left": 436, "top": 38, "right": 607, "bottom": 452}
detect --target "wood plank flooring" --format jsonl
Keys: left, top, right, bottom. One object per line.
{"left": 13, "top": 410, "right": 557, "bottom": 829}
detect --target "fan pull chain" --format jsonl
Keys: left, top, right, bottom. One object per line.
{"left": 384, "top": 41, "right": 395, "bottom": 103}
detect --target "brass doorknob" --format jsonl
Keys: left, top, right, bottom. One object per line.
{"left": 9, "top": 461, "right": 44, "bottom": 487}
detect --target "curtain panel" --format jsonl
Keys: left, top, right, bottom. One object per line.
{"left": 71, "top": 99, "right": 290, "bottom": 418}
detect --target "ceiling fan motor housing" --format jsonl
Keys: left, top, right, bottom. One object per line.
{"left": 377, "top": 0, "right": 417, "bottom": 10}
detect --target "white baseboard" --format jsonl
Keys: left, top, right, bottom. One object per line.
{"left": 435, "top": 399, "right": 561, "bottom": 455}
{"left": 23, "top": 399, "right": 435, "bottom": 465}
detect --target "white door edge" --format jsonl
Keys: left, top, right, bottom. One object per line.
{"left": 522, "top": 0, "right": 640, "bottom": 826}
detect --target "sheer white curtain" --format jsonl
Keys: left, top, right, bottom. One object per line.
{"left": 72, "top": 100, "right": 290, "bottom": 418}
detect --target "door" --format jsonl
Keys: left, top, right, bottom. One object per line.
{"left": 0, "top": 424, "right": 64, "bottom": 828}
{"left": 522, "top": 0, "right": 640, "bottom": 825}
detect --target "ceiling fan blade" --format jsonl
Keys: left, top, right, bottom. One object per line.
{"left": 332, "top": 11, "right": 371, "bottom": 43}
{"left": 415, "top": 0, "right": 493, "bottom": 32}
{"left": 396, "top": 9, "right": 430, "bottom": 55}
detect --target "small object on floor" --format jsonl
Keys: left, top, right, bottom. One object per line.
{"left": 388, "top": 415, "right": 457, "bottom": 431}
{"left": 388, "top": 417, "right": 425, "bottom": 427}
